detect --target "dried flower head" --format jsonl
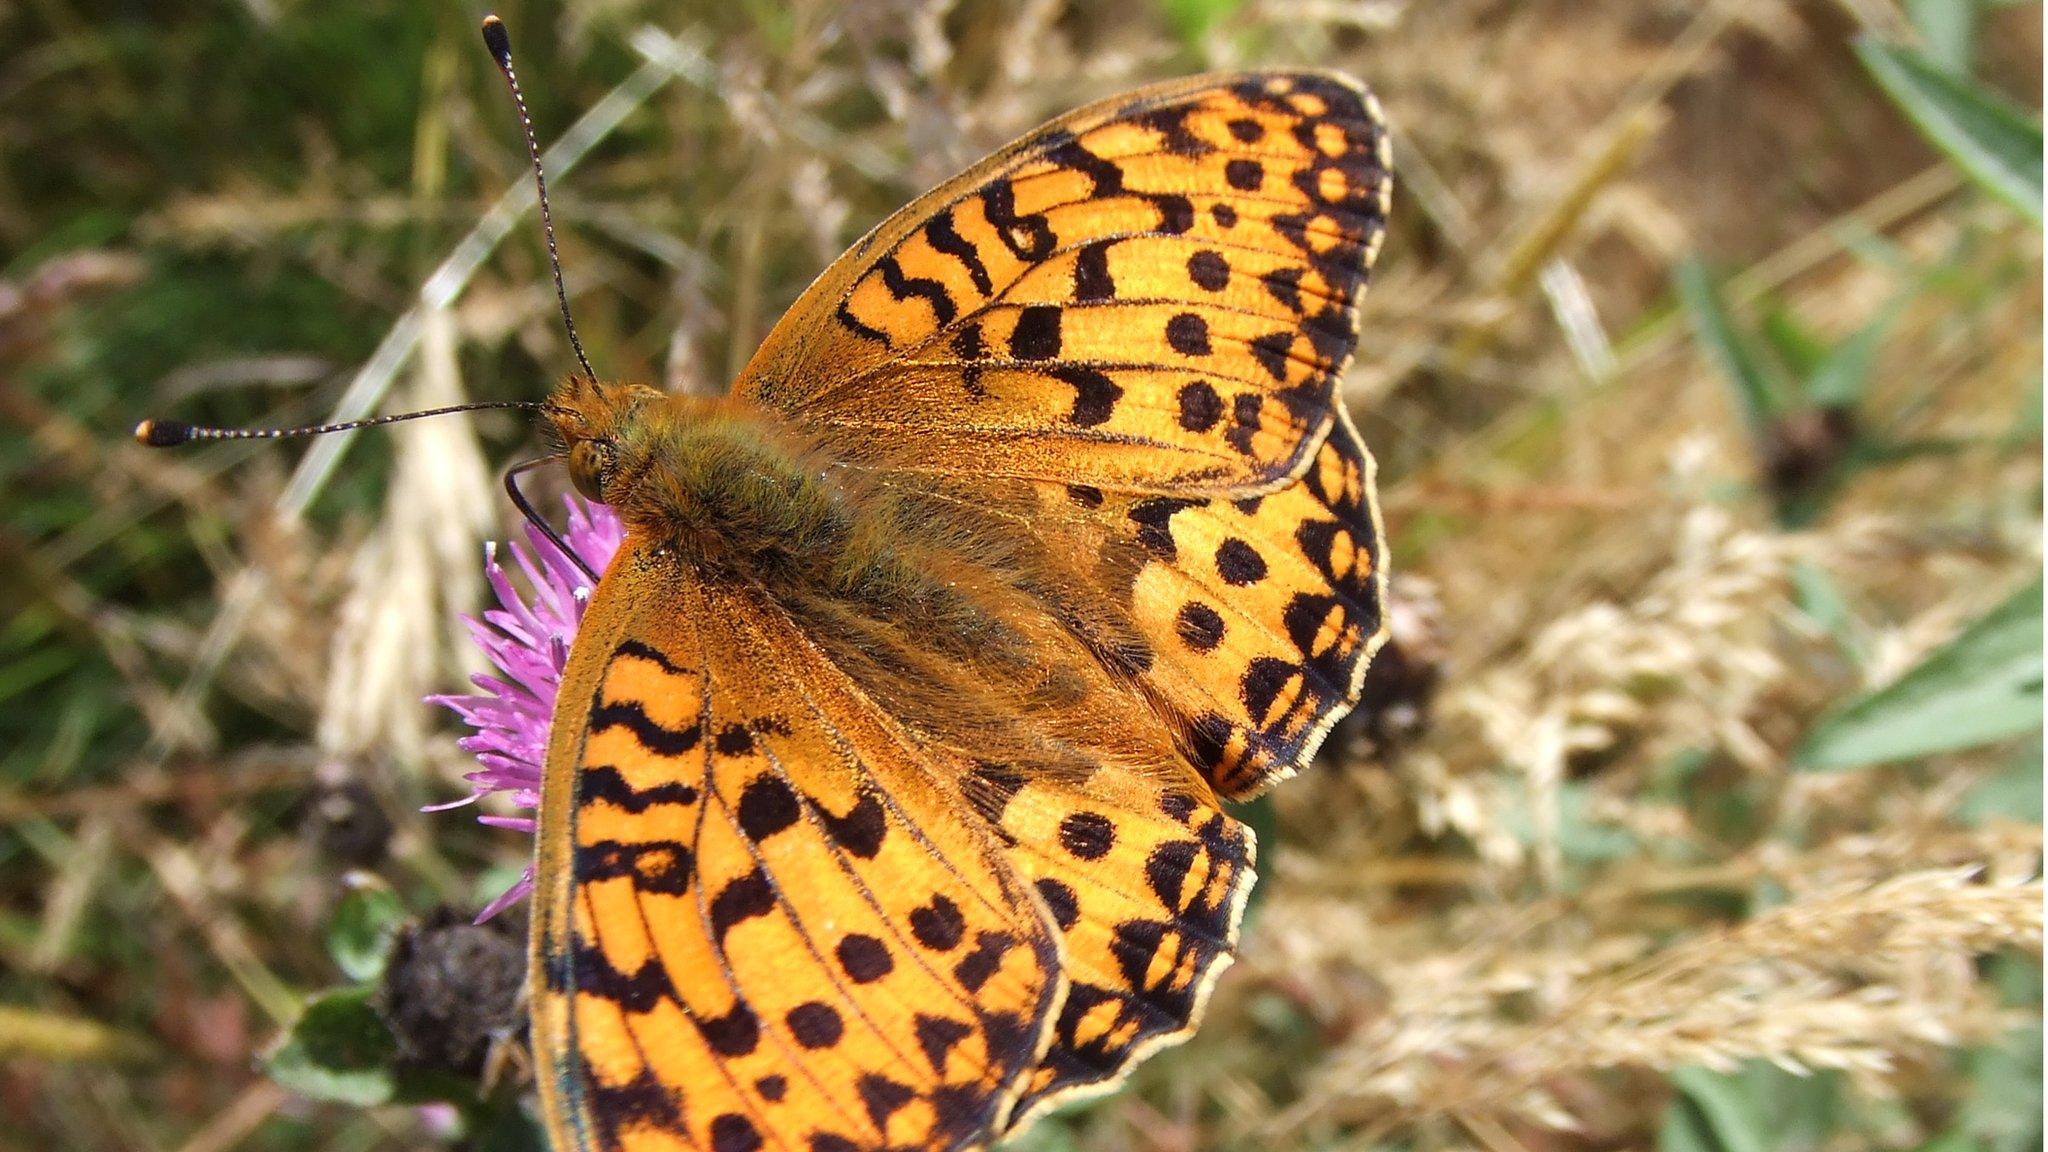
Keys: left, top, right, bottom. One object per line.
{"left": 429, "top": 495, "right": 623, "bottom": 920}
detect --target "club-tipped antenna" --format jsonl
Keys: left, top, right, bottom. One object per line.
{"left": 481, "top": 15, "right": 596, "bottom": 382}
{"left": 134, "top": 400, "right": 542, "bottom": 448}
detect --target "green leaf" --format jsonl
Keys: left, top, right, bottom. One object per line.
{"left": 1662, "top": 1064, "right": 1843, "bottom": 1152}
{"left": 1855, "top": 37, "right": 2043, "bottom": 224}
{"left": 1677, "top": 258, "right": 1783, "bottom": 432}
{"left": 325, "top": 879, "right": 407, "bottom": 983}
{"left": 466, "top": 1099, "right": 552, "bottom": 1152}
{"left": 262, "top": 987, "right": 397, "bottom": 1106}
{"left": 1797, "top": 575, "right": 2044, "bottom": 770}
{"left": 1662, "top": 1067, "right": 1771, "bottom": 1152}
{"left": 1959, "top": 737, "right": 2045, "bottom": 824}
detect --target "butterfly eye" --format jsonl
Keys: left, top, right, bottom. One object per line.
{"left": 567, "top": 439, "right": 613, "bottom": 503}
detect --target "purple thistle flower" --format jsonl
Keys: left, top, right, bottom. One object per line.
{"left": 428, "top": 494, "right": 623, "bottom": 921}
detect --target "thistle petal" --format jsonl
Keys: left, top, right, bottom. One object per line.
{"left": 429, "top": 494, "right": 624, "bottom": 921}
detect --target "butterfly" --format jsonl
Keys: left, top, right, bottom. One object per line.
{"left": 528, "top": 71, "right": 1392, "bottom": 1152}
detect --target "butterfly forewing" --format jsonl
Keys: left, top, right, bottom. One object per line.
{"left": 534, "top": 543, "right": 1064, "bottom": 1152}
{"left": 735, "top": 72, "right": 1391, "bottom": 497}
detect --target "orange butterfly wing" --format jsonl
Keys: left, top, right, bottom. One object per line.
{"left": 734, "top": 72, "right": 1391, "bottom": 498}
{"left": 532, "top": 542, "right": 1065, "bottom": 1151}
{"left": 954, "top": 757, "right": 1257, "bottom": 1129}
{"left": 1031, "top": 406, "right": 1384, "bottom": 799}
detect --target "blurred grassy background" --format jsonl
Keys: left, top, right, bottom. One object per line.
{"left": 2, "top": 1, "right": 2041, "bottom": 1150}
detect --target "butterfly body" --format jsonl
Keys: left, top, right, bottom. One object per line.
{"left": 545, "top": 381, "right": 851, "bottom": 572}
{"left": 547, "top": 376, "right": 1185, "bottom": 780}
{"left": 530, "top": 71, "right": 1393, "bottom": 1152}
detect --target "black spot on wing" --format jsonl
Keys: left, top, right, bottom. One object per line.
{"left": 710, "top": 1112, "right": 764, "bottom": 1152}
{"left": 1175, "top": 602, "right": 1226, "bottom": 652}
{"left": 735, "top": 775, "right": 800, "bottom": 840}
{"left": 1215, "top": 538, "right": 1268, "bottom": 585}
{"left": 1035, "top": 876, "right": 1080, "bottom": 931}
{"left": 709, "top": 867, "right": 776, "bottom": 939}
{"left": 1187, "top": 249, "right": 1230, "bottom": 291}
{"left": 817, "top": 789, "right": 887, "bottom": 858}
{"left": 1074, "top": 240, "right": 1116, "bottom": 301}
{"left": 1010, "top": 304, "right": 1062, "bottom": 360}
{"left": 1177, "top": 379, "right": 1224, "bottom": 432}
{"left": 1048, "top": 364, "right": 1122, "bottom": 427}
{"left": 785, "top": 1001, "right": 845, "bottom": 1050}
{"left": 1058, "top": 811, "right": 1116, "bottom": 860}
{"left": 910, "top": 894, "right": 966, "bottom": 952}
{"left": 915, "top": 1013, "right": 973, "bottom": 1074}
{"left": 858, "top": 1073, "right": 916, "bottom": 1131}
{"left": 697, "top": 1003, "right": 762, "bottom": 1056}
{"left": 1166, "top": 312, "right": 1211, "bottom": 356}
{"left": 836, "top": 933, "right": 894, "bottom": 984}
{"left": 714, "top": 723, "right": 757, "bottom": 756}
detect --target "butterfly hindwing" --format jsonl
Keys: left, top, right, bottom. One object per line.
{"left": 1043, "top": 405, "right": 1385, "bottom": 798}
{"left": 534, "top": 541, "right": 1065, "bottom": 1152}
{"left": 735, "top": 72, "right": 1391, "bottom": 497}
{"left": 957, "top": 762, "right": 1256, "bottom": 1129}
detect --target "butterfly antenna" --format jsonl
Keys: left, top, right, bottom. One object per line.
{"left": 134, "top": 401, "right": 542, "bottom": 448}
{"left": 481, "top": 15, "right": 597, "bottom": 382}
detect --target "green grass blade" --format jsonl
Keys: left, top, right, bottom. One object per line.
{"left": 1797, "top": 574, "right": 2044, "bottom": 770}
{"left": 1855, "top": 37, "right": 2043, "bottom": 224}
{"left": 1903, "top": 0, "right": 1980, "bottom": 74}
{"left": 1803, "top": 301, "right": 1899, "bottom": 408}
{"left": 1760, "top": 306, "right": 1829, "bottom": 380}
{"left": 1676, "top": 257, "right": 1782, "bottom": 431}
